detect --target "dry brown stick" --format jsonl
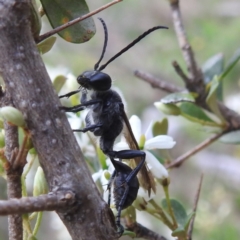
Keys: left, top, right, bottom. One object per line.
{"left": 0, "top": 191, "right": 76, "bottom": 216}
{"left": 36, "top": 0, "right": 122, "bottom": 43}
{"left": 166, "top": 131, "right": 226, "bottom": 169}
{"left": 187, "top": 174, "right": 203, "bottom": 240}
{"left": 134, "top": 70, "right": 184, "bottom": 93}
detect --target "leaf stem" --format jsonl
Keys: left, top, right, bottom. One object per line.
{"left": 32, "top": 212, "right": 43, "bottom": 236}
{"left": 149, "top": 199, "right": 174, "bottom": 229}
{"left": 163, "top": 185, "right": 178, "bottom": 228}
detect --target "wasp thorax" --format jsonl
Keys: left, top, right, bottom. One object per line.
{"left": 77, "top": 70, "right": 112, "bottom": 91}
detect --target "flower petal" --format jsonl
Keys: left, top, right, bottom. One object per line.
{"left": 144, "top": 120, "right": 154, "bottom": 139}
{"left": 145, "top": 151, "right": 169, "bottom": 180}
{"left": 92, "top": 169, "right": 103, "bottom": 182}
{"left": 129, "top": 115, "right": 141, "bottom": 143}
{"left": 113, "top": 142, "right": 129, "bottom": 151}
{"left": 145, "top": 135, "right": 176, "bottom": 149}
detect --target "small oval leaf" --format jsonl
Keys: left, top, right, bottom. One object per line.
{"left": 154, "top": 102, "right": 181, "bottom": 116}
{"left": 52, "top": 75, "right": 67, "bottom": 93}
{"left": 202, "top": 53, "right": 224, "bottom": 84}
{"left": 219, "top": 130, "right": 240, "bottom": 144}
{"left": 30, "top": 0, "right": 42, "bottom": 38}
{"left": 172, "top": 226, "right": 186, "bottom": 237}
{"left": 37, "top": 36, "right": 57, "bottom": 54}
{"left": 206, "top": 76, "right": 225, "bottom": 122}
{"left": 162, "top": 198, "right": 187, "bottom": 227}
{"left": 219, "top": 48, "right": 240, "bottom": 81}
{"left": 161, "top": 92, "right": 195, "bottom": 104}
{"left": 179, "top": 102, "right": 220, "bottom": 127}
{"left": 40, "top": 0, "right": 96, "bottom": 43}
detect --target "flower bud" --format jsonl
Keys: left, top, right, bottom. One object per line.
{"left": 33, "top": 167, "right": 48, "bottom": 196}
{"left": 103, "top": 170, "right": 111, "bottom": 180}
{"left": 0, "top": 131, "right": 5, "bottom": 148}
{"left": 0, "top": 106, "right": 26, "bottom": 128}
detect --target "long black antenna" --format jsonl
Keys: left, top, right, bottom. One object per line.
{"left": 98, "top": 26, "right": 168, "bottom": 71}
{"left": 94, "top": 18, "right": 108, "bottom": 70}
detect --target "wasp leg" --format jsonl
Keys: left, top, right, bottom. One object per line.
{"left": 60, "top": 99, "right": 102, "bottom": 112}
{"left": 107, "top": 170, "right": 117, "bottom": 206}
{"left": 73, "top": 124, "right": 103, "bottom": 133}
{"left": 59, "top": 89, "right": 81, "bottom": 98}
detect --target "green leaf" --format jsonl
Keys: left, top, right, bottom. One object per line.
{"left": 52, "top": 75, "right": 67, "bottom": 93}
{"left": 30, "top": 0, "right": 42, "bottom": 38}
{"left": 206, "top": 76, "right": 225, "bottom": 122}
{"left": 219, "top": 130, "right": 240, "bottom": 144}
{"left": 152, "top": 118, "right": 168, "bottom": 136}
{"left": 33, "top": 167, "right": 48, "bottom": 196}
{"left": 37, "top": 36, "right": 57, "bottom": 54}
{"left": 184, "top": 212, "right": 195, "bottom": 231}
{"left": 0, "top": 131, "right": 5, "bottom": 148}
{"left": 154, "top": 102, "right": 181, "bottom": 116}
{"left": 161, "top": 92, "right": 195, "bottom": 104}
{"left": 202, "top": 53, "right": 224, "bottom": 101}
{"left": 122, "top": 230, "right": 136, "bottom": 238}
{"left": 97, "top": 147, "right": 107, "bottom": 170}
{"left": 202, "top": 53, "right": 224, "bottom": 84}
{"left": 40, "top": 0, "right": 96, "bottom": 43}
{"left": 162, "top": 199, "right": 187, "bottom": 227}
{"left": 179, "top": 102, "right": 220, "bottom": 126}
{"left": 172, "top": 226, "right": 186, "bottom": 238}
{"left": 219, "top": 48, "right": 240, "bottom": 81}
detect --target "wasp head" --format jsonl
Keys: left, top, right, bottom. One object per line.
{"left": 77, "top": 70, "right": 112, "bottom": 91}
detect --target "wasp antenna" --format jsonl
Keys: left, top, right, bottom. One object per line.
{"left": 98, "top": 26, "right": 168, "bottom": 71}
{"left": 94, "top": 18, "right": 109, "bottom": 71}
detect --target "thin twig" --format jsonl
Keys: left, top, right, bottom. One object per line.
{"left": 172, "top": 61, "right": 191, "bottom": 85}
{"left": 169, "top": 0, "right": 200, "bottom": 82}
{"left": 166, "top": 131, "right": 226, "bottom": 168}
{"left": 0, "top": 191, "right": 76, "bottom": 215}
{"left": 187, "top": 174, "right": 203, "bottom": 240}
{"left": 36, "top": 0, "right": 122, "bottom": 43}
{"left": 13, "top": 132, "right": 30, "bottom": 170}
{"left": 134, "top": 70, "right": 184, "bottom": 93}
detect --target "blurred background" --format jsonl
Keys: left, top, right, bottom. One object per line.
{"left": 1, "top": 0, "right": 240, "bottom": 239}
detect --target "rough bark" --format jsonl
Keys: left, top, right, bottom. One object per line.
{"left": 0, "top": 1, "right": 116, "bottom": 239}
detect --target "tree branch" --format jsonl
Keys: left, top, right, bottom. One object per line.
{"left": 0, "top": 1, "right": 116, "bottom": 239}
{"left": 169, "top": 0, "right": 206, "bottom": 104}
{"left": 0, "top": 191, "right": 76, "bottom": 215}
{"left": 166, "top": 131, "right": 226, "bottom": 169}
{"left": 0, "top": 91, "right": 23, "bottom": 240}
{"left": 134, "top": 70, "right": 184, "bottom": 93}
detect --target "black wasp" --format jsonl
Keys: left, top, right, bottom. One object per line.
{"left": 60, "top": 18, "right": 168, "bottom": 235}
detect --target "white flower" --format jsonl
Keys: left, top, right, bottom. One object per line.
{"left": 66, "top": 111, "right": 95, "bottom": 157}
{"left": 114, "top": 115, "right": 176, "bottom": 180}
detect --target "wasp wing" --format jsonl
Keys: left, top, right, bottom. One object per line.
{"left": 121, "top": 110, "right": 156, "bottom": 195}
